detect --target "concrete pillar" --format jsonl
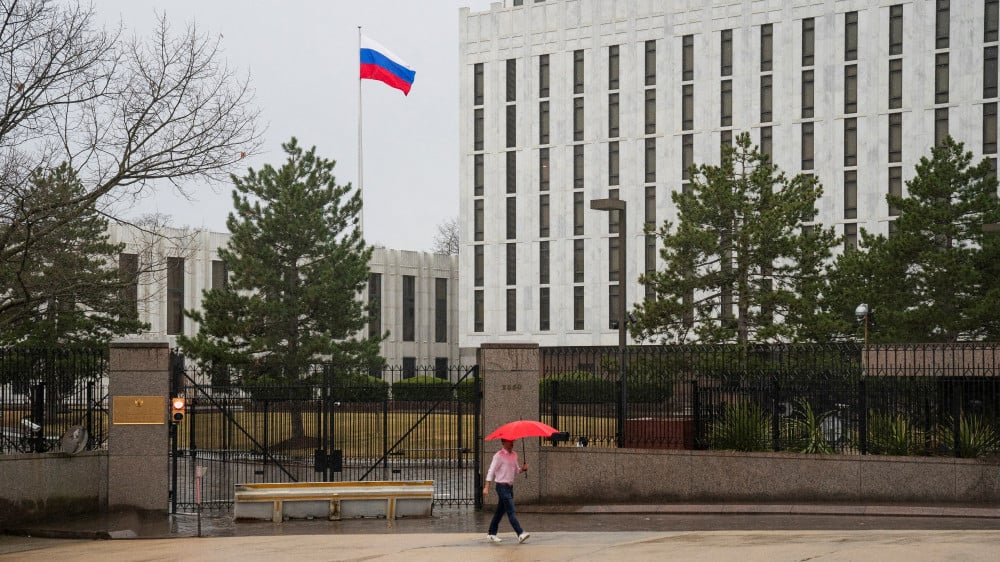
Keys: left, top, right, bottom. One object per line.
{"left": 107, "top": 340, "right": 171, "bottom": 512}
{"left": 478, "top": 343, "right": 541, "bottom": 505}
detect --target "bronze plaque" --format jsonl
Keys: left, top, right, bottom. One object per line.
{"left": 113, "top": 395, "right": 166, "bottom": 425}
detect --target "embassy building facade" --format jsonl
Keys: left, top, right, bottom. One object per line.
{"left": 457, "top": 0, "right": 1000, "bottom": 352}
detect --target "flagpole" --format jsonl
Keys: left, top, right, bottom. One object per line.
{"left": 357, "top": 26, "right": 365, "bottom": 238}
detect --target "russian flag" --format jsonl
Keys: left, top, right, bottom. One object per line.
{"left": 360, "top": 35, "right": 415, "bottom": 96}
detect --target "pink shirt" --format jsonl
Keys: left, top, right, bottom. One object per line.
{"left": 485, "top": 447, "right": 522, "bottom": 485}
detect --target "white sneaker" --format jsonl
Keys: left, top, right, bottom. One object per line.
{"left": 518, "top": 532, "right": 530, "bottom": 543}
{"left": 486, "top": 534, "right": 502, "bottom": 543}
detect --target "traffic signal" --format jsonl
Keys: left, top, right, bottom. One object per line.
{"left": 171, "top": 396, "right": 186, "bottom": 423}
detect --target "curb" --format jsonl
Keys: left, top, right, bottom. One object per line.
{"left": 519, "top": 503, "right": 1000, "bottom": 519}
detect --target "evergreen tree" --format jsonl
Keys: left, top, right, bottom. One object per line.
{"left": 825, "top": 137, "right": 1000, "bottom": 342}
{"left": 632, "top": 133, "right": 837, "bottom": 344}
{"left": 179, "top": 139, "right": 383, "bottom": 438}
{"left": 0, "top": 164, "right": 146, "bottom": 346}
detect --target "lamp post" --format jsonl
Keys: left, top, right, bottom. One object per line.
{"left": 855, "top": 303, "right": 870, "bottom": 344}
{"left": 590, "top": 198, "right": 627, "bottom": 447}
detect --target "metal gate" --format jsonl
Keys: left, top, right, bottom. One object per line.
{"left": 168, "top": 355, "right": 482, "bottom": 513}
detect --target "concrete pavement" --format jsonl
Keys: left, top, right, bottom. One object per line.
{"left": 3, "top": 529, "right": 1000, "bottom": 561}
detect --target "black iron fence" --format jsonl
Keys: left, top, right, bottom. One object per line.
{"left": 541, "top": 343, "right": 1000, "bottom": 458}
{"left": 170, "top": 358, "right": 481, "bottom": 512}
{"left": 0, "top": 347, "right": 108, "bottom": 454}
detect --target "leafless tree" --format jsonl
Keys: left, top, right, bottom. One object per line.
{"left": 431, "top": 217, "right": 459, "bottom": 255}
{"left": 0, "top": 0, "right": 261, "bottom": 332}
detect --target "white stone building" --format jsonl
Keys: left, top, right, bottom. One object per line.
{"left": 107, "top": 224, "right": 460, "bottom": 378}
{"left": 458, "top": 0, "right": 999, "bottom": 352}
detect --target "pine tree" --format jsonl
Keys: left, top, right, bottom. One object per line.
{"left": 633, "top": 132, "right": 837, "bottom": 344}
{"left": 179, "top": 139, "right": 383, "bottom": 440}
{"left": 825, "top": 137, "right": 1000, "bottom": 342}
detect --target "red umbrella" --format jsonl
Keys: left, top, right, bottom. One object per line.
{"left": 486, "top": 420, "right": 559, "bottom": 441}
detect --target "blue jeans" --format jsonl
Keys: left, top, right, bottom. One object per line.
{"left": 488, "top": 483, "right": 523, "bottom": 536}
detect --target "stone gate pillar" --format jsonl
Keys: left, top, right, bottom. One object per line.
{"left": 107, "top": 340, "right": 171, "bottom": 512}
{"left": 478, "top": 343, "right": 541, "bottom": 505}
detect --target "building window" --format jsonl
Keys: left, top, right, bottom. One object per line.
{"left": 368, "top": 273, "right": 381, "bottom": 339}
{"left": 721, "top": 79, "right": 732, "bottom": 127}
{"left": 573, "top": 97, "right": 584, "bottom": 141}
{"left": 167, "top": 257, "right": 184, "bottom": 335}
{"left": 889, "top": 113, "right": 902, "bottom": 163}
{"left": 119, "top": 253, "right": 139, "bottom": 318}
{"left": 760, "top": 24, "right": 773, "bottom": 72}
{"left": 506, "top": 105, "right": 516, "bottom": 148}
{"left": 801, "top": 122, "right": 814, "bottom": 170}
{"left": 402, "top": 357, "right": 416, "bottom": 380}
{"left": 608, "top": 284, "right": 620, "bottom": 330}
{"left": 645, "top": 235, "right": 656, "bottom": 301}
{"left": 539, "top": 53, "right": 549, "bottom": 98}
{"left": 985, "top": 102, "right": 998, "bottom": 154}
{"left": 474, "top": 245, "right": 484, "bottom": 286}
{"left": 645, "top": 138, "right": 656, "bottom": 183}
{"left": 935, "top": 107, "right": 949, "bottom": 146}
{"left": 682, "top": 34, "right": 694, "bottom": 81}
{"left": 936, "top": 0, "right": 950, "bottom": 50}
{"left": 845, "top": 64, "right": 858, "bottom": 114}
{"left": 539, "top": 101, "right": 549, "bottom": 144}
{"left": 402, "top": 275, "right": 415, "bottom": 342}
{"left": 573, "top": 144, "right": 584, "bottom": 188}
{"left": 844, "top": 170, "right": 858, "bottom": 219}
{"left": 845, "top": 12, "right": 858, "bottom": 61}
{"left": 645, "top": 40, "right": 656, "bottom": 86}
{"left": 890, "top": 5, "right": 903, "bottom": 56}
{"left": 889, "top": 166, "right": 903, "bottom": 216}
{"left": 889, "top": 59, "right": 903, "bottom": 109}
{"left": 506, "top": 197, "right": 516, "bottom": 239}
{"left": 608, "top": 189, "right": 620, "bottom": 234}
{"left": 802, "top": 18, "right": 815, "bottom": 66}
{"left": 539, "top": 147, "right": 549, "bottom": 191}
{"left": 506, "top": 289, "right": 516, "bottom": 331}
{"left": 844, "top": 118, "right": 857, "bottom": 167}
{"left": 435, "top": 277, "right": 447, "bottom": 343}
{"left": 474, "top": 154, "right": 484, "bottom": 196}
{"left": 721, "top": 29, "right": 733, "bottom": 77}
{"left": 505, "top": 151, "right": 517, "bottom": 194}
{"left": 506, "top": 58, "right": 516, "bottom": 102}
{"left": 474, "top": 109, "right": 483, "bottom": 151}
{"left": 645, "top": 89, "right": 656, "bottom": 134}
{"left": 211, "top": 259, "right": 227, "bottom": 290}
{"left": 760, "top": 75, "right": 772, "bottom": 122}
{"left": 506, "top": 243, "right": 516, "bottom": 285}
{"left": 760, "top": 126, "right": 772, "bottom": 158}
{"left": 682, "top": 134, "right": 693, "bottom": 180}
{"left": 539, "top": 241, "right": 550, "bottom": 284}
{"left": 573, "top": 192, "right": 584, "bottom": 235}
{"left": 986, "top": 47, "right": 999, "bottom": 99}
{"left": 645, "top": 185, "right": 656, "bottom": 225}
{"left": 573, "top": 239, "right": 584, "bottom": 283}
{"left": 608, "top": 141, "right": 619, "bottom": 185}
{"left": 682, "top": 84, "right": 694, "bottom": 130}
{"left": 844, "top": 223, "right": 858, "bottom": 251}
{"left": 474, "top": 290, "right": 484, "bottom": 332}
{"left": 474, "top": 199, "right": 484, "bottom": 241}
{"left": 988, "top": 0, "right": 999, "bottom": 43}
{"left": 609, "top": 237, "right": 620, "bottom": 282}
{"left": 474, "top": 63, "right": 484, "bottom": 105}
{"left": 540, "top": 287, "right": 550, "bottom": 331}
{"left": 608, "top": 93, "right": 619, "bottom": 137}
{"left": 435, "top": 357, "right": 449, "bottom": 380}
{"left": 573, "top": 49, "right": 584, "bottom": 94}
{"left": 539, "top": 193, "right": 550, "bottom": 237}
{"left": 608, "top": 45, "right": 619, "bottom": 90}
{"left": 935, "top": 53, "right": 949, "bottom": 104}
{"left": 573, "top": 286, "right": 584, "bottom": 330}
{"left": 801, "top": 70, "right": 814, "bottom": 118}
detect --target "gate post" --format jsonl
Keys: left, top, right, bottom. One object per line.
{"left": 108, "top": 339, "right": 172, "bottom": 512}
{"left": 478, "top": 343, "right": 541, "bottom": 506}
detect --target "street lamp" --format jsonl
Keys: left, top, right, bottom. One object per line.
{"left": 855, "top": 303, "right": 870, "bottom": 344}
{"left": 590, "top": 198, "right": 627, "bottom": 447}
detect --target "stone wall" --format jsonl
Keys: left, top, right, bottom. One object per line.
{"left": 0, "top": 451, "right": 108, "bottom": 526}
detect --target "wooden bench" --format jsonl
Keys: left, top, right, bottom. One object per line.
{"left": 233, "top": 480, "right": 434, "bottom": 523}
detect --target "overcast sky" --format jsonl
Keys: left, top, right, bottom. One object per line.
{"left": 95, "top": 0, "right": 494, "bottom": 251}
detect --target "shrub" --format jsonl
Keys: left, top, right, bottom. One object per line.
{"left": 335, "top": 372, "right": 389, "bottom": 402}
{"left": 782, "top": 399, "right": 834, "bottom": 454}
{"left": 455, "top": 377, "right": 477, "bottom": 403}
{"left": 539, "top": 371, "right": 615, "bottom": 404}
{"left": 392, "top": 375, "right": 454, "bottom": 402}
{"left": 709, "top": 401, "right": 771, "bottom": 452}
{"left": 864, "top": 411, "right": 922, "bottom": 456}
{"left": 935, "top": 414, "right": 1000, "bottom": 458}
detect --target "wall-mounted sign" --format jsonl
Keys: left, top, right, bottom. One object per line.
{"left": 112, "top": 395, "right": 166, "bottom": 425}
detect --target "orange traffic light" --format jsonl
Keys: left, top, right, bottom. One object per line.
{"left": 171, "top": 396, "right": 186, "bottom": 423}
